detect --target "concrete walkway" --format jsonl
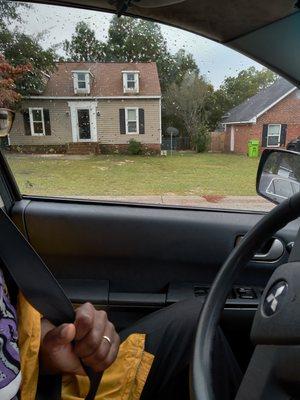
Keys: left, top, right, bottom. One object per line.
{"left": 74, "top": 195, "right": 274, "bottom": 212}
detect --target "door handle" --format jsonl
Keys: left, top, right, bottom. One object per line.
{"left": 236, "top": 236, "right": 284, "bottom": 262}
{"left": 253, "top": 238, "right": 284, "bottom": 261}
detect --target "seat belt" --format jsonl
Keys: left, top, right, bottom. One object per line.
{"left": 0, "top": 208, "right": 102, "bottom": 400}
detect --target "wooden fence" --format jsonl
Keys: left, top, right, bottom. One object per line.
{"left": 210, "top": 131, "right": 225, "bottom": 153}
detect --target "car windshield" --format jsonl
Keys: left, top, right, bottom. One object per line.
{"left": 1, "top": 1, "right": 293, "bottom": 212}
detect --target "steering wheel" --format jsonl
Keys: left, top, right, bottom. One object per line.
{"left": 191, "top": 191, "right": 300, "bottom": 400}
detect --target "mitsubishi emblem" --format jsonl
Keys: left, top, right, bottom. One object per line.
{"left": 263, "top": 281, "right": 288, "bottom": 316}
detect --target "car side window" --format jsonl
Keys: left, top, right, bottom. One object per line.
{"left": 1, "top": 1, "right": 283, "bottom": 212}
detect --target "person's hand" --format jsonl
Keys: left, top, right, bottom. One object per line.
{"left": 39, "top": 302, "right": 120, "bottom": 375}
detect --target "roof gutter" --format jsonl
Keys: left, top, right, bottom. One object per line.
{"left": 223, "top": 118, "right": 256, "bottom": 126}
{"left": 25, "top": 95, "right": 162, "bottom": 100}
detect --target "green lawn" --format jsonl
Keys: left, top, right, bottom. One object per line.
{"left": 5, "top": 152, "right": 259, "bottom": 197}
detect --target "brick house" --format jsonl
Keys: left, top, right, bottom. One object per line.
{"left": 222, "top": 78, "right": 300, "bottom": 154}
{"left": 9, "top": 62, "right": 162, "bottom": 154}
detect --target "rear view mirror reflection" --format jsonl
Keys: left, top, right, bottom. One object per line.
{"left": 257, "top": 149, "right": 300, "bottom": 204}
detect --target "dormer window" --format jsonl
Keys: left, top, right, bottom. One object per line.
{"left": 77, "top": 73, "right": 87, "bottom": 89}
{"left": 73, "top": 71, "right": 91, "bottom": 94}
{"left": 122, "top": 71, "right": 139, "bottom": 93}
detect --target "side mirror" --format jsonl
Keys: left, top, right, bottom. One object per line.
{"left": 257, "top": 149, "right": 300, "bottom": 204}
{"left": 0, "top": 108, "right": 15, "bottom": 137}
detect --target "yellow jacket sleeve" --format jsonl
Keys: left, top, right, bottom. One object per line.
{"left": 17, "top": 292, "right": 41, "bottom": 400}
{"left": 17, "top": 294, "right": 154, "bottom": 400}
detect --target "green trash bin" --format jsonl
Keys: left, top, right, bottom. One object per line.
{"left": 248, "top": 139, "right": 260, "bottom": 158}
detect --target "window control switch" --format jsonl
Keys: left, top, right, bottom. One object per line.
{"left": 236, "top": 287, "right": 257, "bottom": 300}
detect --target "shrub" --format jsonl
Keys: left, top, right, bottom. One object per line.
{"left": 193, "top": 124, "right": 211, "bottom": 153}
{"left": 128, "top": 139, "right": 142, "bottom": 155}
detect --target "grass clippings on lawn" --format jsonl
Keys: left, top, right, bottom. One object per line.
{"left": 6, "top": 152, "right": 259, "bottom": 197}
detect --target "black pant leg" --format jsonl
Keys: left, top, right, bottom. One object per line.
{"left": 119, "top": 299, "right": 242, "bottom": 400}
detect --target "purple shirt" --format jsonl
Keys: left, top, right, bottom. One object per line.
{"left": 0, "top": 270, "right": 21, "bottom": 399}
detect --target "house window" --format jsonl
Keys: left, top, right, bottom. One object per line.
{"left": 126, "top": 108, "right": 139, "bottom": 134}
{"left": 126, "top": 74, "right": 136, "bottom": 90}
{"left": 29, "top": 108, "right": 45, "bottom": 136}
{"left": 267, "top": 124, "right": 281, "bottom": 147}
{"left": 123, "top": 72, "right": 139, "bottom": 93}
{"left": 73, "top": 71, "right": 90, "bottom": 94}
{"left": 77, "top": 73, "right": 87, "bottom": 89}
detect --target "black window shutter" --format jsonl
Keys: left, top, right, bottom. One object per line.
{"left": 43, "top": 109, "right": 51, "bottom": 135}
{"left": 261, "top": 124, "right": 268, "bottom": 147}
{"left": 138, "top": 108, "right": 145, "bottom": 134}
{"left": 119, "top": 109, "right": 126, "bottom": 134}
{"left": 23, "top": 110, "right": 31, "bottom": 135}
{"left": 280, "top": 124, "right": 287, "bottom": 146}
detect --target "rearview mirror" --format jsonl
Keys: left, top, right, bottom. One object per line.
{"left": 0, "top": 108, "right": 15, "bottom": 137}
{"left": 257, "top": 149, "right": 300, "bottom": 204}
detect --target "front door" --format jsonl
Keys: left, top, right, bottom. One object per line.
{"left": 77, "top": 109, "right": 91, "bottom": 141}
{"left": 68, "top": 101, "right": 98, "bottom": 143}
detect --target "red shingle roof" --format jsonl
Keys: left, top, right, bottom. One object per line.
{"left": 42, "top": 62, "right": 161, "bottom": 97}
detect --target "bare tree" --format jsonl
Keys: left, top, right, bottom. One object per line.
{"left": 164, "top": 72, "right": 212, "bottom": 140}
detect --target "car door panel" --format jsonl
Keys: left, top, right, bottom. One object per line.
{"left": 11, "top": 198, "right": 298, "bottom": 303}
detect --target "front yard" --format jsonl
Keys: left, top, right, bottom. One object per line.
{"left": 5, "top": 152, "right": 260, "bottom": 197}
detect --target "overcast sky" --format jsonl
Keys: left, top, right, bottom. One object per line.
{"left": 15, "top": 2, "right": 265, "bottom": 88}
